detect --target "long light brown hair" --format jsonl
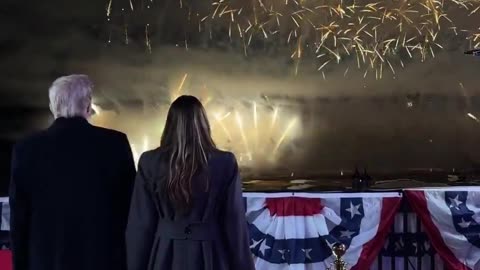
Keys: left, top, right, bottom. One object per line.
{"left": 160, "top": 95, "right": 216, "bottom": 210}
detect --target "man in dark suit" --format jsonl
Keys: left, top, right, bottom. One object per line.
{"left": 9, "top": 74, "right": 136, "bottom": 270}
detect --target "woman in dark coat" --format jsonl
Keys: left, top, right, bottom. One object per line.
{"left": 126, "top": 95, "right": 255, "bottom": 270}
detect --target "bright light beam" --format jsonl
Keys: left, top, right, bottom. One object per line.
{"left": 273, "top": 118, "right": 297, "bottom": 155}
{"left": 171, "top": 73, "right": 188, "bottom": 102}
{"left": 467, "top": 113, "right": 479, "bottom": 122}
{"left": 235, "top": 111, "right": 251, "bottom": 159}
{"left": 214, "top": 113, "right": 233, "bottom": 141}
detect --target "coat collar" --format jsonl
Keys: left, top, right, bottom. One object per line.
{"left": 50, "top": 116, "right": 90, "bottom": 129}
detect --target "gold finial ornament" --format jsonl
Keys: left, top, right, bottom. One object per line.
{"left": 328, "top": 243, "right": 347, "bottom": 270}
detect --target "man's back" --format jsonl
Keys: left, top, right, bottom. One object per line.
{"left": 10, "top": 117, "right": 136, "bottom": 270}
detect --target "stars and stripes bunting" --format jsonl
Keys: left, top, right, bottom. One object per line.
{"left": 244, "top": 192, "right": 402, "bottom": 270}
{"left": 405, "top": 187, "right": 480, "bottom": 270}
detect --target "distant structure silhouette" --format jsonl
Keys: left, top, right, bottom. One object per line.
{"left": 464, "top": 49, "right": 480, "bottom": 56}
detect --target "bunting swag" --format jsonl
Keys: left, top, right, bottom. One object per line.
{"left": 405, "top": 188, "right": 480, "bottom": 270}
{"left": 245, "top": 192, "right": 402, "bottom": 270}
{"left": 0, "top": 198, "right": 11, "bottom": 270}
{"left": 0, "top": 197, "right": 9, "bottom": 236}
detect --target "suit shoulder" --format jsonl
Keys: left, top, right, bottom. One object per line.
{"left": 139, "top": 148, "right": 155, "bottom": 161}
{"left": 210, "top": 149, "right": 237, "bottom": 166}
{"left": 14, "top": 130, "right": 49, "bottom": 152}
{"left": 91, "top": 125, "right": 128, "bottom": 141}
{"left": 139, "top": 147, "right": 166, "bottom": 163}
{"left": 137, "top": 148, "right": 166, "bottom": 178}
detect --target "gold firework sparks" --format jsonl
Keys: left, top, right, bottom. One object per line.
{"left": 253, "top": 101, "right": 259, "bottom": 148}
{"left": 145, "top": 24, "right": 152, "bottom": 53}
{"left": 235, "top": 111, "right": 251, "bottom": 158}
{"left": 273, "top": 117, "right": 297, "bottom": 155}
{"left": 171, "top": 73, "right": 188, "bottom": 102}
{"left": 214, "top": 112, "right": 233, "bottom": 141}
{"left": 124, "top": 24, "right": 129, "bottom": 45}
{"left": 467, "top": 113, "right": 479, "bottom": 122}
{"left": 107, "top": 0, "right": 480, "bottom": 79}
{"left": 271, "top": 106, "right": 279, "bottom": 129}
{"left": 106, "top": 0, "right": 113, "bottom": 17}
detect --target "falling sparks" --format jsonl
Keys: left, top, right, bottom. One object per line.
{"left": 467, "top": 113, "right": 479, "bottom": 122}
{"left": 273, "top": 118, "right": 297, "bottom": 155}
{"left": 124, "top": 25, "right": 129, "bottom": 45}
{"left": 235, "top": 111, "right": 251, "bottom": 159}
{"left": 214, "top": 113, "right": 233, "bottom": 141}
{"left": 171, "top": 73, "right": 188, "bottom": 102}
{"left": 271, "top": 107, "right": 279, "bottom": 129}
{"left": 105, "top": 0, "right": 480, "bottom": 80}
{"left": 92, "top": 76, "right": 301, "bottom": 167}
{"left": 189, "top": 0, "right": 479, "bottom": 79}
{"left": 469, "top": 5, "right": 480, "bottom": 16}
{"left": 253, "top": 101, "right": 259, "bottom": 148}
{"left": 318, "top": 60, "right": 331, "bottom": 71}
{"left": 145, "top": 24, "right": 152, "bottom": 53}
{"left": 106, "top": 0, "right": 113, "bottom": 17}
{"left": 253, "top": 101, "right": 258, "bottom": 129}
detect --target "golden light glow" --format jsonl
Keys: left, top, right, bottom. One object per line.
{"left": 91, "top": 75, "right": 301, "bottom": 166}
{"left": 273, "top": 117, "right": 297, "bottom": 155}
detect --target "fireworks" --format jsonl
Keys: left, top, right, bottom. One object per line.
{"left": 106, "top": 0, "right": 113, "bottom": 17}
{"left": 104, "top": 0, "right": 480, "bottom": 79}
{"left": 213, "top": 104, "right": 299, "bottom": 165}
{"left": 145, "top": 24, "right": 152, "bottom": 54}
{"left": 92, "top": 73, "right": 301, "bottom": 166}
{"left": 273, "top": 117, "right": 297, "bottom": 155}
{"left": 199, "top": 0, "right": 480, "bottom": 78}
{"left": 467, "top": 113, "right": 479, "bottom": 122}
{"left": 187, "top": 0, "right": 480, "bottom": 78}
{"left": 171, "top": 73, "right": 188, "bottom": 102}
{"left": 91, "top": 103, "right": 102, "bottom": 115}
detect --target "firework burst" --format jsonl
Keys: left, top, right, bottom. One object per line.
{"left": 105, "top": 0, "right": 480, "bottom": 79}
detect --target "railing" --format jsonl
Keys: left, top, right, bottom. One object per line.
{"left": 371, "top": 197, "right": 445, "bottom": 270}
{"left": 0, "top": 195, "right": 452, "bottom": 269}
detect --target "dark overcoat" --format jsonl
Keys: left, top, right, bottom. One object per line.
{"left": 126, "top": 148, "right": 255, "bottom": 270}
{"left": 9, "top": 117, "right": 136, "bottom": 270}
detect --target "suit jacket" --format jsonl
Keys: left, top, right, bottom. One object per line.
{"left": 126, "top": 148, "right": 255, "bottom": 270}
{"left": 9, "top": 117, "right": 136, "bottom": 270}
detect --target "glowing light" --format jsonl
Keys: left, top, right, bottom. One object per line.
{"left": 106, "top": 0, "right": 112, "bottom": 17}
{"left": 273, "top": 117, "right": 298, "bottom": 155}
{"left": 235, "top": 111, "right": 251, "bottom": 157}
{"left": 214, "top": 112, "right": 233, "bottom": 141}
{"left": 175, "top": 0, "right": 479, "bottom": 79}
{"left": 467, "top": 113, "right": 479, "bottom": 122}
{"left": 131, "top": 144, "right": 140, "bottom": 167}
{"left": 105, "top": 0, "right": 480, "bottom": 79}
{"left": 145, "top": 24, "right": 151, "bottom": 53}
{"left": 91, "top": 103, "right": 101, "bottom": 115}
{"left": 271, "top": 107, "right": 279, "bottom": 129}
{"left": 143, "top": 135, "right": 149, "bottom": 152}
{"left": 171, "top": 73, "right": 188, "bottom": 102}
{"left": 253, "top": 101, "right": 258, "bottom": 149}
{"left": 253, "top": 101, "right": 258, "bottom": 129}
{"left": 93, "top": 74, "right": 301, "bottom": 167}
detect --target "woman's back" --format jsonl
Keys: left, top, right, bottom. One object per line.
{"left": 126, "top": 148, "right": 254, "bottom": 270}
